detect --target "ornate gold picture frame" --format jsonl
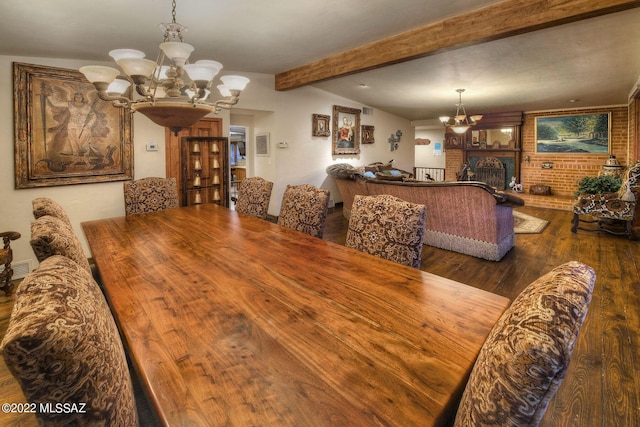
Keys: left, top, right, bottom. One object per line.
{"left": 332, "top": 105, "right": 360, "bottom": 155}
{"left": 14, "top": 62, "right": 133, "bottom": 189}
{"left": 312, "top": 114, "right": 330, "bottom": 137}
{"left": 361, "top": 125, "right": 375, "bottom": 144}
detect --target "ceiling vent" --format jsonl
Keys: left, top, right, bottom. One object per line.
{"left": 362, "top": 107, "right": 374, "bottom": 115}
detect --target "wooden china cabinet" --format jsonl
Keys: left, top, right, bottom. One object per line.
{"left": 445, "top": 111, "right": 523, "bottom": 189}
{"left": 165, "top": 118, "right": 230, "bottom": 207}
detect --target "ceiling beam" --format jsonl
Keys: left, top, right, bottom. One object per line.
{"left": 275, "top": 0, "right": 640, "bottom": 91}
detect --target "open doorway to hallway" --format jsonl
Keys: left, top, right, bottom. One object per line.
{"left": 229, "top": 126, "right": 247, "bottom": 208}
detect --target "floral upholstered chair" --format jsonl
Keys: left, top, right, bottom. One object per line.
{"left": 31, "top": 197, "right": 73, "bottom": 228}
{"left": 32, "top": 197, "right": 73, "bottom": 228}
{"left": 0, "top": 231, "right": 21, "bottom": 295}
{"left": 30, "top": 215, "right": 92, "bottom": 274}
{"left": 123, "top": 177, "right": 179, "bottom": 215}
{"left": 346, "top": 195, "right": 427, "bottom": 268}
{"left": 232, "top": 176, "right": 273, "bottom": 219}
{"left": 0, "top": 255, "right": 138, "bottom": 426}
{"left": 572, "top": 161, "right": 639, "bottom": 239}
{"left": 454, "top": 261, "right": 596, "bottom": 427}
{"left": 277, "top": 184, "right": 330, "bottom": 238}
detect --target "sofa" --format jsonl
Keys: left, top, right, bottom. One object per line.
{"left": 327, "top": 163, "right": 524, "bottom": 261}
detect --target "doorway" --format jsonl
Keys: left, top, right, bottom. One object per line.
{"left": 229, "top": 126, "right": 247, "bottom": 205}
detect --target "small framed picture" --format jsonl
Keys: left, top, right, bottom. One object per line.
{"left": 312, "top": 114, "right": 330, "bottom": 137}
{"left": 361, "top": 125, "right": 375, "bottom": 144}
{"left": 255, "top": 133, "right": 270, "bottom": 157}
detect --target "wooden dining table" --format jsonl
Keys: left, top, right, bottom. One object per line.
{"left": 82, "top": 203, "right": 510, "bottom": 427}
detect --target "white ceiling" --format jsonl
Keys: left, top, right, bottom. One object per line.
{"left": 1, "top": 0, "right": 639, "bottom": 121}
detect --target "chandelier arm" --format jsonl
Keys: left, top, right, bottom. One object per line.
{"left": 213, "top": 94, "right": 240, "bottom": 111}
{"left": 135, "top": 84, "right": 153, "bottom": 98}
{"left": 93, "top": 90, "right": 132, "bottom": 108}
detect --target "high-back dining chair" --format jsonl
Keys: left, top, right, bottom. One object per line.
{"left": 277, "top": 184, "right": 330, "bottom": 238}
{"left": 454, "top": 261, "right": 596, "bottom": 427}
{"left": 232, "top": 176, "right": 273, "bottom": 219}
{"left": 30, "top": 215, "right": 92, "bottom": 274}
{"left": 123, "top": 177, "right": 179, "bottom": 215}
{"left": 0, "top": 231, "right": 21, "bottom": 296}
{"left": 0, "top": 255, "right": 139, "bottom": 426}
{"left": 32, "top": 197, "right": 73, "bottom": 228}
{"left": 345, "top": 194, "right": 426, "bottom": 268}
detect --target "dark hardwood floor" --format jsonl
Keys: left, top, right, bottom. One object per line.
{"left": 324, "top": 204, "right": 640, "bottom": 427}
{"left": 1, "top": 204, "right": 638, "bottom": 426}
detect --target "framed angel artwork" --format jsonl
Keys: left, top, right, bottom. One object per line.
{"left": 13, "top": 62, "right": 133, "bottom": 189}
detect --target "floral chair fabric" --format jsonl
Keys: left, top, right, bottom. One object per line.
{"left": 572, "top": 161, "right": 639, "bottom": 239}
{"left": 277, "top": 184, "right": 330, "bottom": 238}
{"left": 454, "top": 261, "right": 596, "bottom": 427}
{"left": 346, "top": 194, "right": 427, "bottom": 268}
{"left": 234, "top": 177, "right": 273, "bottom": 219}
{"left": 0, "top": 231, "right": 21, "bottom": 296}
{"left": 0, "top": 255, "right": 138, "bottom": 426}
{"left": 123, "top": 177, "right": 179, "bottom": 215}
{"left": 32, "top": 197, "right": 73, "bottom": 228}
{"left": 30, "top": 215, "right": 92, "bottom": 274}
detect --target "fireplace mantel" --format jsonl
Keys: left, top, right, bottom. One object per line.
{"left": 445, "top": 112, "right": 523, "bottom": 189}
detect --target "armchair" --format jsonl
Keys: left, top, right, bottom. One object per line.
{"left": 571, "top": 161, "right": 639, "bottom": 239}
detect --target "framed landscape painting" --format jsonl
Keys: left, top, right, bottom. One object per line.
{"left": 535, "top": 112, "right": 610, "bottom": 154}
{"left": 14, "top": 62, "right": 133, "bottom": 188}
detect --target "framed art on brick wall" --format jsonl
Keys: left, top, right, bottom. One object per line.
{"left": 535, "top": 112, "right": 610, "bottom": 154}
{"left": 13, "top": 62, "right": 133, "bottom": 189}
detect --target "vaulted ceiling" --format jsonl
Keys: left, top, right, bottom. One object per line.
{"left": 1, "top": 0, "right": 638, "bottom": 121}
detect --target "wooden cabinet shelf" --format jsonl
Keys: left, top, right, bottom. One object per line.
{"left": 165, "top": 118, "right": 229, "bottom": 207}
{"left": 181, "top": 137, "right": 228, "bottom": 207}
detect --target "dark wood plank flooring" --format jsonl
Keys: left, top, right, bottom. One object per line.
{"left": 1, "top": 205, "right": 638, "bottom": 426}
{"left": 324, "top": 204, "right": 640, "bottom": 427}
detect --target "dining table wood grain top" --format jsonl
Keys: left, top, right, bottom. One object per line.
{"left": 82, "top": 203, "right": 510, "bottom": 427}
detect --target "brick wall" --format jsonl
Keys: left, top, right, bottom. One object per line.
{"left": 441, "top": 106, "right": 637, "bottom": 210}
{"left": 631, "top": 96, "right": 639, "bottom": 162}
{"left": 445, "top": 149, "right": 464, "bottom": 182}
{"left": 521, "top": 107, "right": 629, "bottom": 198}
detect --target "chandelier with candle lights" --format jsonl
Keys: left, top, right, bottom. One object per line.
{"left": 439, "top": 89, "right": 482, "bottom": 134}
{"left": 79, "top": 0, "right": 249, "bottom": 135}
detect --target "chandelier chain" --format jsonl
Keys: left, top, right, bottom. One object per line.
{"left": 171, "top": 0, "right": 177, "bottom": 24}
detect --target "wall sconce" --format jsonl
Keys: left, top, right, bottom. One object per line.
{"left": 525, "top": 155, "right": 530, "bottom": 165}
